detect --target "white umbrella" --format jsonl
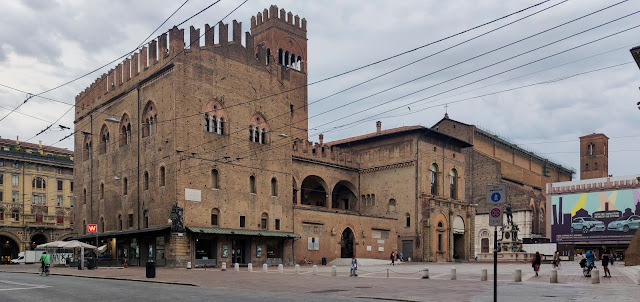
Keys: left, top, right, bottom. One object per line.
{"left": 97, "top": 245, "right": 107, "bottom": 253}
{"left": 36, "top": 241, "right": 68, "bottom": 249}
{"left": 60, "top": 240, "right": 97, "bottom": 249}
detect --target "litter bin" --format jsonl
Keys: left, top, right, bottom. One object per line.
{"left": 322, "top": 257, "right": 327, "bottom": 265}
{"left": 146, "top": 260, "right": 156, "bottom": 278}
{"left": 87, "top": 258, "right": 97, "bottom": 270}
{"left": 77, "top": 260, "right": 82, "bottom": 270}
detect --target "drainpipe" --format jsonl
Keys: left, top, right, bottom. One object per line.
{"left": 137, "top": 85, "right": 141, "bottom": 230}
{"left": 414, "top": 134, "right": 421, "bottom": 259}
{"left": 90, "top": 114, "right": 93, "bottom": 225}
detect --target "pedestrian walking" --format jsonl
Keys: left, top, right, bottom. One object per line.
{"left": 532, "top": 251, "right": 541, "bottom": 276}
{"left": 350, "top": 257, "right": 358, "bottom": 277}
{"left": 601, "top": 245, "right": 612, "bottom": 277}
{"left": 399, "top": 252, "right": 404, "bottom": 263}
{"left": 610, "top": 252, "right": 615, "bottom": 266}
{"left": 390, "top": 251, "right": 395, "bottom": 265}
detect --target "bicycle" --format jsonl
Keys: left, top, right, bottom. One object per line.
{"left": 40, "top": 264, "right": 50, "bottom": 277}
{"left": 552, "top": 259, "right": 561, "bottom": 269}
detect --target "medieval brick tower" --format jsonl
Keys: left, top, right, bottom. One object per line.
{"left": 579, "top": 133, "right": 609, "bottom": 180}
{"left": 250, "top": 5, "right": 308, "bottom": 139}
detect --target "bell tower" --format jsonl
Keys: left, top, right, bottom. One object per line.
{"left": 579, "top": 133, "right": 609, "bottom": 180}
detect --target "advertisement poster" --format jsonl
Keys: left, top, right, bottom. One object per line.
{"left": 221, "top": 245, "right": 228, "bottom": 258}
{"left": 551, "top": 188, "right": 640, "bottom": 243}
{"left": 256, "top": 246, "right": 262, "bottom": 258}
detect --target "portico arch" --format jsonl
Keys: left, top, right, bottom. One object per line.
{"left": 452, "top": 216, "right": 465, "bottom": 260}
{"left": 340, "top": 227, "right": 355, "bottom": 258}
{"left": 301, "top": 175, "right": 328, "bottom": 207}
{"left": 331, "top": 180, "right": 357, "bottom": 210}
{"left": 0, "top": 234, "right": 20, "bottom": 263}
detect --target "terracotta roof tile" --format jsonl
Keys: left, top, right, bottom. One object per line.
{"left": 327, "top": 126, "right": 425, "bottom": 145}
{"left": 0, "top": 137, "right": 73, "bottom": 155}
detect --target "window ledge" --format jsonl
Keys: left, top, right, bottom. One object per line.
{"left": 212, "top": 188, "right": 220, "bottom": 191}
{"left": 249, "top": 193, "right": 257, "bottom": 195}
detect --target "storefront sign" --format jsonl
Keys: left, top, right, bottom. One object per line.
{"left": 222, "top": 245, "right": 228, "bottom": 258}
{"left": 256, "top": 246, "right": 262, "bottom": 258}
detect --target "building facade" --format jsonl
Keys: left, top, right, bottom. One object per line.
{"left": 71, "top": 5, "right": 476, "bottom": 267}
{"left": 433, "top": 115, "right": 573, "bottom": 256}
{"left": 0, "top": 137, "right": 74, "bottom": 263}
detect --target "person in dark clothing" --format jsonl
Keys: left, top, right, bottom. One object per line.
{"left": 532, "top": 251, "right": 542, "bottom": 276}
{"left": 601, "top": 245, "right": 611, "bottom": 277}
{"left": 390, "top": 251, "right": 395, "bottom": 265}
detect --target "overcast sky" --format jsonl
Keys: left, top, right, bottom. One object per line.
{"left": 1, "top": 0, "right": 639, "bottom": 179}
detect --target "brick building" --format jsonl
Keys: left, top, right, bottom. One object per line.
{"left": 0, "top": 137, "right": 74, "bottom": 263}
{"left": 71, "top": 5, "right": 475, "bottom": 267}
{"left": 433, "top": 115, "right": 573, "bottom": 256}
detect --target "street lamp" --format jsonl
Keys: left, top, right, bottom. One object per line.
{"left": 105, "top": 116, "right": 121, "bottom": 124}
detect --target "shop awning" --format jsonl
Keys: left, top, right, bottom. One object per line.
{"left": 187, "top": 226, "right": 300, "bottom": 238}
{"left": 70, "top": 226, "right": 170, "bottom": 240}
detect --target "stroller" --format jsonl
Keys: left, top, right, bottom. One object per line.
{"left": 580, "top": 258, "right": 596, "bottom": 277}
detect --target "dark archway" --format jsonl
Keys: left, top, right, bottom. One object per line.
{"left": 341, "top": 228, "right": 355, "bottom": 258}
{"left": 30, "top": 234, "right": 47, "bottom": 249}
{"left": 0, "top": 235, "right": 20, "bottom": 264}
{"left": 331, "top": 181, "right": 357, "bottom": 210}
{"left": 301, "top": 175, "right": 328, "bottom": 207}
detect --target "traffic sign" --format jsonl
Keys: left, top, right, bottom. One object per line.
{"left": 489, "top": 206, "right": 503, "bottom": 226}
{"left": 87, "top": 224, "right": 97, "bottom": 233}
{"left": 486, "top": 184, "right": 506, "bottom": 204}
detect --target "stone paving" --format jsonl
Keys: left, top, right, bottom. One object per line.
{"left": 1, "top": 261, "right": 638, "bottom": 301}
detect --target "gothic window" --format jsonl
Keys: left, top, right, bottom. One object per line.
{"left": 99, "top": 124, "right": 110, "bottom": 154}
{"left": 119, "top": 114, "right": 132, "bottom": 147}
{"left": 249, "top": 113, "right": 269, "bottom": 144}
{"left": 204, "top": 101, "right": 227, "bottom": 135}
{"left": 211, "top": 115, "right": 218, "bottom": 133}
{"left": 218, "top": 118, "right": 225, "bottom": 135}
{"left": 450, "top": 169, "right": 458, "bottom": 199}
{"left": 83, "top": 135, "right": 92, "bottom": 160}
{"left": 430, "top": 163, "right": 438, "bottom": 195}
{"left": 285, "top": 50, "right": 290, "bottom": 66}
{"left": 278, "top": 49, "right": 283, "bottom": 65}
{"left": 142, "top": 101, "right": 157, "bottom": 138}
{"left": 204, "top": 113, "right": 210, "bottom": 132}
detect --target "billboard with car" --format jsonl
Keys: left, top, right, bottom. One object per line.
{"left": 551, "top": 188, "right": 640, "bottom": 243}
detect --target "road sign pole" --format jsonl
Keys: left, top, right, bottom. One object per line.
{"left": 493, "top": 226, "right": 497, "bottom": 302}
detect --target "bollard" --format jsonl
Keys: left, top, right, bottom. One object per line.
{"left": 408, "top": 257, "right": 411, "bottom": 262}
{"left": 450, "top": 267, "right": 456, "bottom": 280}
{"left": 422, "top": 267, "right": 429, "bottom": 279}
{"left": 481, "top": 268, "right": 488, "bottom": 281}
{"left": 187, "top": 262, "right": 192, "bottom": 269}
{"left": 263, "top": 263, "right": 268, "bottom": 273}
{"left": 514, "top": 269, "right": 522, "bottom": 282}
{"left": 295, "top": 264, "right": 301, "bottom": 274}
{"left": 248, "top": 263, "right": 253, "bottom": 272}
{"left": 312, "top": 265, "right": 318, "bottom": 275}
{"left": 278, "top": 264, "right": 284, "bottom": 274}
{"left": 332, "top": 265, "right": 337, "bottom": 276}
{"left": 234, "top": 263, "right": 239, "bottom": 272}
{"left": 591, "top": 269, "right": 600, "bottom": 284}
{"left": 550, "top": 269, "right": 558, "bottom": 283}
{"left": 221, "top": 262, "right": 227, "bottom": 271}
{"left": 637, "top": 270, "right": 640, "bottom": 285}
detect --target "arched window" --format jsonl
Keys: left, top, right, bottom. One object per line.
{"left": 437, "top": 221, "right": 444, "bottom": 228}
{"left": 143, "top": 171, "right": 149, "bottom": 190}
{"left": 83, "top": 188, "right": 87, "bottom": 204}
{"left": 211, "top": 169, "right": 219, "bottom": 189}
{"left": 57, "top": 212, "right": 64, "bottom": 224}
{"left": 430, "top": 164, "right": 438, "bottom": 195}
{"left": 388, "top": 199, "right": 396, "bottom": 213}
{"left": 271, "top": 177, "right": 278, "bottom": 196}
{"left": 290, "top": 53, "right": 295, "bottom": 68}
{"left": 285, "top": 50, "right": 290, "bottom": 66}
{"left": 249, "top": 175, "right": 256, "bottom": 194}
{"left": 249, "top": 113, "right": 269, "bottom": 144}
{"left": 119, "top": 114, "right": 132, "bottom": 147}
{"left": 159, "top": 166, "right": 166, "bottom": 187}
{"left": 405, "top": 213, "right": 411, "bottom": 228}
{"left": 450, "top": 169, "right": 458, "bottom": 199}
{"left": 204, "top": 113, "right": 210, "bottom": 132}
{"left": 123, "top": 178, "right": 128, "bottom": 196}
{"left": 83, "top": 135, "right": 92, "bottom": 160}
{"left": 266, "top": 48, "right": 271, "bottom": 65}
{"left": 211, "top": 115, "right": 218, "bottom": 134}
{"left": 481, "top": 238, "right": 490, "bottom": 253}
{"left": 99, "top": 124, "right": 110, "bottom": 154}
{"left": 297, "top": 56, "right": 302, "bottom": 70}
{"left": 278, "top": 49, "right": 283, "bottom": 65}
{"left": 142, "top": 101, "right": 157, "bottom": 138}
{"left": 211, "top": 208, "right": 220, "bottom": 226}
{"left": 249, "top": 126, "right": 254, "bottom": 141}
{"left": 261, "top": 213, "right": 268, "bottom": 230}
{"left": 32, "top": 177, "right": 46, "bottom": 189}
{"left": 261, "top": 129, "right": 267, "bottom": 144}
{"left": 100, "top": 183, "right": 104, "bottom": 199}
{"left": 219, "top": 118, "right": 225, "bottom": 135}
{"left": 143, "top": 210, "right": 149, "bottom": 228}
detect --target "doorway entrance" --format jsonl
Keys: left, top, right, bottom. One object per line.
{"left": 232, "top": 239, "right": 248, "bottom": 264}
{"left": 341, "top": 228, "right": 354, "bottom": 258}
{"left": 402, "top": 240, "right": 413, "bottom": 261}
{"left": 453, "top": 234, "right": 465, "bottom": 260}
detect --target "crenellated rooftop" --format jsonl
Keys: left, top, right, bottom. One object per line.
{"left": 292, "top": 134, "right": 359, "bottom": 169}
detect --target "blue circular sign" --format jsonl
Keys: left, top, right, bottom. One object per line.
{"left": 491, "top": 192, "right": 501, "bottom": 203}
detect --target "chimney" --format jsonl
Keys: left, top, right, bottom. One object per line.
{"left": 376, "top": 121, "right": 382, "bottom": 134}
{"left": 319, "top": 134, "right": 324, "bottom": 145}
{"left": 39, "top": 140, "right": 43, "bottom": 150}
{"left": 16, "top": 135, "right": 19, "bottom": 144}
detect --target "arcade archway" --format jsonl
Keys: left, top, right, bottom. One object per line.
{"left": 0, "top": 236, "right": 20, "bottom": 264}
{"left": 30, "top": 234, "right": 47, "bottom": 249}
